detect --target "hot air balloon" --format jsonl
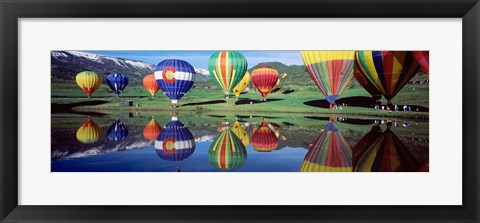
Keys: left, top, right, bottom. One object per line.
{"left": 155, "top": 116, "right": 195, "bottom": 161}
{"left": 155, "top": 59, "right": 196, "bottom": 107}
{"left": 143, "top": 74, "right": 160, "bottom": 97}
{"left": 251, "top": 66, "right": 279, "bottom": 101}
{"left": 355, "top": 51, "right": 421, "bottom": 105}
{"left": 300, "top": 123, "right": 352, "bottom": 172}
{"left": 251, "top": 122, "right": 278, "bottom": 152}
{"left": 107, "top": 119, "right": 128, "bottom": 141}
{"left": 231, "top": 121, "right": 250, "bottom": 147}
{"left": 143, "top": 117, "right": 162, "bottom": 141}
{"left": 353, "top": 64, "right": 382, "bottom": 101}
{"left": 208, "top": 51, "right": 248, "bottom": 98}
{"left": 76, "top": 117, "right": 101, "bottom": 144}
{"left": 75, "top": 71, "right": 102, "bottom": 98}
{"left": 301, "top": 51, "right": 356, "bottom": 106}
{"left": 411, "top": 51, "right": 429, "bottom": 74}
{"left": 233, "top": 71, "right": 250, "bottom": 98}
{"left": 208, "top": 128, "right": 247, "bottom": 171}
{"left": 353, "top": 126, "right": 420, "bottom": 172}
{"left": 105, "top": 73, "right": 128, "bottom": 97}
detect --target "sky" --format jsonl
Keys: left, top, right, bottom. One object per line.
{"left": 85, "top": 50, "right": 303, "bottom": 68}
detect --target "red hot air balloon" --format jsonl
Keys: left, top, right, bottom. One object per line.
{"left": 251, "top": 122, "right": 279, "bottom": 152}
{"left": 410, "top": 51, "right": 429, "bottom": 74}
{"left": 143, "top": 117, "right": 162, "bottom": 141}
{"left": 143, "top": 74, "right": 160, "bottom": 97}
{"left": 251, "top": 66, "right": 279, "bottom": 101}
{"left": 353, "top": 64, "right": 382, "bottom": 101}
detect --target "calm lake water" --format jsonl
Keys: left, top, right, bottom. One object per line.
{"left": 51, "top": 112, "right": 429, "bottom": 172}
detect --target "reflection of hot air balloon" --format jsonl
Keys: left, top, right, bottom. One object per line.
{"left": 233, "top": 71, "right": 250, "bottom": 98}
{"left": 251, "top": 122, "right": 278, "bottom": 152}
{"left": 155, "top": 59, "right": 195, "bottom": 107}
{"left": 76, "top": 117, "right": 101, "bottom": 144}
{"left": 143, "top": 117, "right": 162, "bottom": 141}
{"left": 302, "top": 51, "right": 355, "bottom": 105}
{"left": 353, "top": 126, "right": 420, "bottom": 172}
{"left": 301, "top": 123, "right": 352, "bottom": 172}
{"left": 208, "top": 129, "right": 247, "bottom": 171}
{"left": 107, "top": 119, "right": 128, "bottom": 141}
{"left": 155, "top": 116, "right": 195, "bottom": 161}
{"left": 231, "top": 121, "right": 250, "bottom": 147}
{"left": 353, "top": 64, "right": 382, "bottom": 101}
{"left": 75, "top": 71, "right": 102, "bottom": 98}
{"left": 208, "top": 51, "right": 248, "bottom": 98}
{"left": 251, "top": 66, "right": 279, "bottom": 100}
{"left": 143, "top": 74, "right": 159, "bottom": 97}
{"left": 411, "top": 51, "right": 429, "bottom": 74}
{"left": 105, "top": 73, "right": 128, "bottom": 97}
{"left": 355, "top": 51, "right": 420, "bottom": 104}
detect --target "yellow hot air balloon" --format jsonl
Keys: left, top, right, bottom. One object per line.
{"left": 233, "top": 71, "right": 250, "bottom": 98}
{"left": 231, "top": 121, "right": 250, "bottom": 147}
{"left": 76, "top": 71, "right": 102, "bottom": 98}
{"left": 281, "top": 73, "right": 287, "bottom": 79}
{"left": 76, "top": 117, "right": 101, "bottom": 144}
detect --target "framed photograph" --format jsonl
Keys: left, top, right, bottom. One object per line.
{"left": 1, "top": 0, "right": 478, "bottom": 222}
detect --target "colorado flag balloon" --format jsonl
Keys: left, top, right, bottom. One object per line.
{"left": 155, "top": 59, "right": 196, "bottom": 107}
{"left": 155, "top": 116, "right": 195, "bottom": 161}
{"left": 75, "top": 71, "right": 102, "bottom": 98}
{"left": 208, "top": 51, "right": 248, "bottom": 98}
{"left": 105, "top": 73, "right": 128, "bottom": 97}
{"left": 301, "top": 51, "right": 356, "bottom": 105}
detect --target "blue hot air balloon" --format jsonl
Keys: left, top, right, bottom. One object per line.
{"left": 154, "top": 59, "right": 196, "bottom": 107}
{"left": 107, "top": 119, "right": 128, "bottom": 141}
{"left": 105, "top": 73, "right": 128, "bottom": 97}
{"left": 155, "top": 115, "right": 195, "bottom": 161}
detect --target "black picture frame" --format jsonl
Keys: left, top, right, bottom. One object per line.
{"left": 1, "top": 0, "right": 478, "bottom": 222}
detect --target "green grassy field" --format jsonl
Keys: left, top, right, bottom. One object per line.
{"left": 51, "top": 82, "right": 429, "bottom": 119}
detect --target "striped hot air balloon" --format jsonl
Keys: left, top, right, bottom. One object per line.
{"left": 155, "top": 116, "right": 195, "bottom": 161}
{"left": 208, "top": 128, "right": 247, "bottom": 171}
{"left": 300, "top": 123, "right": 352, "bottom": 172}
{"left": 208, "top": 51, "right": 248, "bottom": 98}
{"left": 155, "top": 59, "right": 196, "bottom": 107}
{"left": 143, "top": 117, "right": 162, "bottom": 141}
{"left": 107, "top": 119, "right": 128, "bottom": 141}
{"left": 251, "top": 122, "right": 278, "bottom": 152}
{"left": 353, "top": 126, "right": 420, "bottom": 172}
{"left": 105, "top": 73, "right": 129, "bottom": 97}
{"left": 231, "top": 121, "right": 250, "bottom": 147}
{"left": 251, "top": 66, "right": 280, "bottom": 100}
{"left": 411, "top": 51, "right": 429, "bottom": 74}
{"left": 233, "top": 71, "right": 250, "bottom": 98}
{"left": 143, "top": 74, "right": 160, "bottom": 97}
{"left": 76, "top": 117, "right": 101, "bottom": 144}
{"left": 353, "top": 64, "right": 382, "bottom": 101}
{"left": 355, "top": 51, "right": 421, "bottom": 104}
{"left": 301, "top": 51, "right": 356, "bottom": 105}
{"left": 75, "top": 71, "right": 102, "bottom": 98}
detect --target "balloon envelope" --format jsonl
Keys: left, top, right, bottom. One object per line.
{"left": 105, "top": 73, "right": 128, "bottom": 96}
{"left": 353, "top": 64, "right": 382, "bottom": 100}
{"left": 107, "top": 119, "right": 128, "bottom": 141}
{"left": 155, "top": 117, "right": 195, "bottom": 161}
{"left": 76, "top": 117, "right": 101, "bottom": 144}
{"left": 143, "top": 118, "right": 162, "bottom": 141}
{"left": 251, "top": 66, "right": 279, "bottom": 98}
{"left": 231, "top": 121, "right": 250, "bottom": 147}
{"left": 154, "top": 59, "right": 196, "bottom": 105}
{"left": 302, "top": 51, "right": 356, "bottom": 104}
{"left": 208, "top": 128, "right": 247, "bottom": 171}
{"left": 233, "top": 71, "right": 251, "bottom": 97}
{"left": 76, "top": 71, "right": 102, "bottom": 97}
{"left": 143, "top": 74, "right": 159, "bottom": 96}
{"left": 411, "top": 51, "right": 429, "bottom": 74}
{"left": 355, "top": 51, "right": 420, "bottom": 102}
{"left": 301, "top": 123, "right": 352, "bottom": 172}
{"left": 208, "top": 51, "right": 248, "bottom": 96}
{"left": 251, "top": 122, "right": 278, "bottom": 152}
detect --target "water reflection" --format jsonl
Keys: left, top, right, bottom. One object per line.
{"left": 154, "top": 115, "right": 195, "bottom": 161}
{"left": 143, "top": 117, "right": 162, "bottom": 141}
{"left": 251, "top": 122, "right": 279, "bottom": 152}
{"left": 231, "top": 121, "right": 250, "bottom": 147}
{"left": 208, "top": 126, "right": 247, "bottom": 171}
{"left": 107, "top": 119, "right": 128, "bottom": 141}
{"left": 76, "top": 117, "right": 101, "bottom": 144}
{"left": 300, "top": 123, "right": 352, "bottom": 172}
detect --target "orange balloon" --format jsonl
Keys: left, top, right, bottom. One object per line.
{"left": 143, "top": 118, "right": 162, "bottom": 141}
{"left": 143, "top": 74, "right": 159, "bottom": 96}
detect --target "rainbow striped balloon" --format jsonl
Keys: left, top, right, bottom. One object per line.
{"left": 302, "top": 51, "right": 356, "bottom": 104}
{"left": 208, "top": 128, "right": 247, "bottom": 171}
{"left": 208, "top": 51, "right": 248, "bottom": 98}
{"left": 411, "top": 51, "right": 429, "bottom": 74}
